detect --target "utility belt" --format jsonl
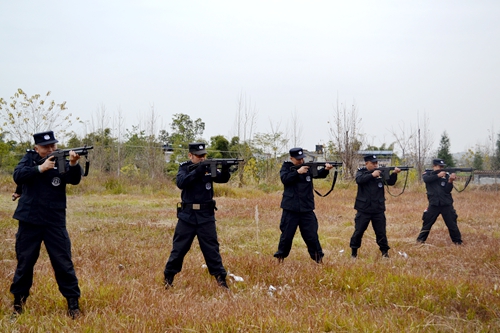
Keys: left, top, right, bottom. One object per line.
{"left": 177, "top": 200, "right": 217, "bottom": 214}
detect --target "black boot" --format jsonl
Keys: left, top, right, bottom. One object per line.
{"left": 67, "top": 297, "right": 81, "bottom": 319}
{"left": 164, "top": 274, "right": 175, "bottom": 289}
{"left": 351, "top": 248, "right": 358, "bottom": 258}
{"left": 13, "top": 295, "right": 26, "bottom": 315}
{"left": 215, "top": 275, "right": 229, "bottom": 289}
{"left": 382, "top": 251, "right": 389, "bottom": 258}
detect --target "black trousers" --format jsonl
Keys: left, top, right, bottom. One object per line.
{"left": 10, "top": 221, "right": 80, "bottom": 299}
{"left": 164, "top": 219, "right": 226, "bottom": 277}
{"left": 350, "top": 211, "right": 390, "bottom": 252}
{"left": 274, "top": 210, "right": 324, "bottom": 262}
{"left": 417, "top": 204, "right": 462, "bottom": 244}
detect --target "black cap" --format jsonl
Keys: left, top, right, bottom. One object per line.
{"left": 364, "top": 154, "right": 378, "bottom": 162}
{"left": 33, "top": 131, "right": 58, "bottom": 146}
{"left": 432, "top": 158, "right": 446, "bottom": 166}
{"left": 289, "top": 147, "right": 305, "bottom": 159}
{"left": 189, "top": 142, "right": 207, "bottom": 155}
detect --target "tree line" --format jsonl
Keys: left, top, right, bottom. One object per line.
{"left": 2, "top": 89, "right": 500, "bottom": 186}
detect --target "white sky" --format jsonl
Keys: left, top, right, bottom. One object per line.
{"left": 1, "top": 1, "right": 499, "bottom": 154}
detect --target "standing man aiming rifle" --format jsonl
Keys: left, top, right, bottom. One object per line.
{"left": 163, "top": 142, "right": 235, "bottom": 289}
{"left": 416, "top": 159, "right": 463, "bottom": 245}
{"left": 274, "top": 148, "right": 334, "bottom": 264}
{"left": 350, "top": 154, "right": 401, "bottom": 258}
{"left": 10, "top": 131, "right": 83, "bottom": 319}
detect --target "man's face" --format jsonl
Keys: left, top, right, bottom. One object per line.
{"left": 290, "top": 157, "right": 304, "bottom": 166}
{"left": 366, "top": 160, "right": 378, "bottom": 171}
{"left": 35, "top": 143, "right": 57, "bottom": 158}
{"left": 189, "top": 152, "right": 207, "bottom": 164}
{"left": 433, "top": 164, "right": 445, "bottom": 171}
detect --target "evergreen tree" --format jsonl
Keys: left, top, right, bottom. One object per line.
{"left": 494, "top": 133, "right": 500, "bottom": 170}
{"left": 437, "top": 131, "right": 455, "bottom": 167}
{"left": 473, "top": 151, "right": 484, "bottom": 170}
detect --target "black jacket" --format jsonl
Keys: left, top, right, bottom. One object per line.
{"left": 279, "top": 161, "right": 330, "bottom": 212}
{"left": 354, "top": 167, "right": 397, "bottom": 213}
{"left": 13, "top": 150, "right": 82, "bottom": 226}
{"left": 176, "top": 161, "right": 231, "bottom": 224}
{"left": 422, "top": 170, "right": 454, "bottom": 206}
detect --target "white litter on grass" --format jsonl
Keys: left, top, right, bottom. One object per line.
{"left": 201, "top": 264, "right": 207, "bottom": 268}
{"left": 339, "top": 249, "right": 345, "bottom": 253}
{"left": 268, "top": 285, "right": 277, "bottom": 296}
{"left": 229, "top": 273, "right": 244, "bottom": 282}
{"left": 398, "top": 251, "right": 409, "bottom": 259}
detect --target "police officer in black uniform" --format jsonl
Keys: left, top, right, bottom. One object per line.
{"left": 10, "top": 131, "right": 82, "bottom": 318}
{"left": 416, "top": 158, "right": 462, "bottom": 245}
{"left": 350, "top": 154, "right": 401, "bottom": 258}
{"left": 273, "top": 147, "right": 333, "bottom": 263}
{"left": 163, "top": 142, "right": 231, "bottom": 289}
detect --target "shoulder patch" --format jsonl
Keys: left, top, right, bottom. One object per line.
{"left": 179, "top": 161, "right": 190, "bottom": 166}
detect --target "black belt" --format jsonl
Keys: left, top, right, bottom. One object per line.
{"left": 180, "top": 201, "right": 216, "bottom": 211}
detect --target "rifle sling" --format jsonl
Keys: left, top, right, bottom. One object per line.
{"left": 313, "top": 169, "right": 338, "bottom": 197}
{"left": 83, "top": 160, "right": 90, "bottom": 177}
{"left": 452, "top": 171, "right": 473, "bottom": 192}
{"left": 384, "top": 169, "right": 409, "bottom": 197}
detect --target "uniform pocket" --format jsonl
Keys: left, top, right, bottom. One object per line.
{"left": 355, "top": 197, "right": 369, "bottom": 210}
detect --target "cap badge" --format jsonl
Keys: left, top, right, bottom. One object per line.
{"left": 44, "top": 134, "right": 50, "bottom": 140}
{"left": 198, "top": 145, "right": 204, "bottom": 150}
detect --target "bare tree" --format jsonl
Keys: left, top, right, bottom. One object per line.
{"left": 0, "top": 89, "right": 78, "bottom": 146}
{"left": 231, "top": 92, "right": 259, "bottom": 185}
{"left": 113, "top": 107, "right": 126, "bottom": 176}
{"left": 390, "top": 122, "right": 415, "bottom": 165}
{"left": 483, "top": 125, "right": 497, "bottom": 170}
{"left": 390, "top": 112, "right": 433, "bottom": 181}
{"left": 233, "top": 92, "right": 257, "bottom": 143}
{"left": 328, "top": 99, "right": 363, "bottom": 179}
{"left": 409, "top": 113, "right": 433, "bottom": 178}
{"left": 288, "top": 109, "right": 303, "bottom": 148}
{"left": 85, "top": 104, "right": 117, "bottom": 173}
{"left": 144, "top": 105, "right": 165, "bottom": 179}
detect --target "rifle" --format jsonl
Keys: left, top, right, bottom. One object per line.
{"left": 375, "top": 166, "right": 413, "bottom": 181}
{"left": 290, "top": 161, "right": 343, "bottom": 177}
{"left": 188, "top": 158, "right": 244, "bottom": 178}
{"left": 374, "top": 166, "right": 413, "bottom": 197}
{"left": 290, "top": 161, "right": 343, "bottom": 197}
{"left": 426, "top": 167, "right": 474, "bottom": 174}
{"left": 425, "top": 167, "right": 474, "bottom": 192}
{"left": 38, "top": 146, "right": 93, "bottom": 176}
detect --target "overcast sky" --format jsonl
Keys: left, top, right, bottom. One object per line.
{"left": 1, "top": 1, "right": 499, "bottom": 154}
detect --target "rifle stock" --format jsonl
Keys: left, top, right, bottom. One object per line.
{"left": 188, "top": 158, "right": 244, "bottom": 178}
{"left": 291, "top": 161, "right": 343, "bottom": 177}
{"left": 38, "top": 146, "right": 93, "bottom": 174}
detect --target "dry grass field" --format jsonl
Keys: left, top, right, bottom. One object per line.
{"left": 0, "top": 177, "right": 499, "bottom": 332}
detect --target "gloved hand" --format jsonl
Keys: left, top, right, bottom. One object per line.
{"left": 221, "top": 163, "right": 231, "bottom": 173}
{"left": 194, "top": 164, "right": 207, "bottom": 177}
